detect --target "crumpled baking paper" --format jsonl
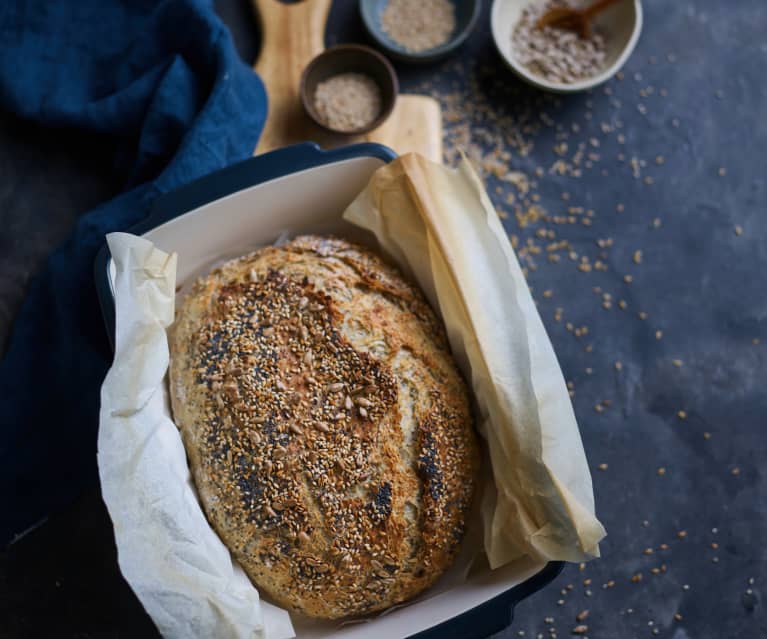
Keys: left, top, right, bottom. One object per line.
{"left": 98, "top": 233, "right": 293, "bottom": 639}
{"left": 343, "top": 154, "right": 606, "bottom": 567}
{"left": 98, "top": 153, "right": 605, "bottom": 638}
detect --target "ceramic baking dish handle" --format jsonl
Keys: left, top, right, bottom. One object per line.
{"left": 408, "top": 562, "right": 564, "bottom": 639}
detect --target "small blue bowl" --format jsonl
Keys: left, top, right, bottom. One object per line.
{"left": 360, "top": 0, "right": 481, "bottom": 64}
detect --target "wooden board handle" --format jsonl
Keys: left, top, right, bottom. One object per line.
{"left": 252, "top": 0, "right": 332, "bottom": 153}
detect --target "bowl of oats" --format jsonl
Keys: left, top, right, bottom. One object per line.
{"left": 491, "top": 0, "right": 642, "bottom": 92}
{"left": 300, "top": 44, "right": 399, "bottom": 136}
{"left": 360, "top": 0, "right": 481, "bottom": 63}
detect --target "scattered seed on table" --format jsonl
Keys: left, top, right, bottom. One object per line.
{"left": 672, "top": 359, "right": 684, "bottom": 367}
{"left": 633, "top": 250, "right": 643, "bottom": 264}
{"left": 734, "top": 225, "right": 743, "bottom": 236}
{"left": 677, "top": 410, "right": 687, "bottom": 419}
{"left": 598, "top": 463, "right": 608, "bottom": 471}
{"left": 656, "top": 330, "right": 664, "bottom": 340}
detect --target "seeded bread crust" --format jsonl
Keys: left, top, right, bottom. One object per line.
{"left": 169, "top": 235, "right": 478, "bottom": 619}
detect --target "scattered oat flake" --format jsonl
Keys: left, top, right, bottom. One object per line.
{"left": 615, "top": 361, "right": 623, "bottom": 371}
{"left": 672, "top": 359, "right": 684, "bottom": 367}
{"left": 703, "top": 431, "right": 711, "bottom": 439}
{"left": 731, "top": 467, "right": 741, "bottom": 476}
{"left": 734, "top": 225, "right": 743, "bottom": 236}
{"left": 677, "top": 530, "right": 688, "bottom": 539}
{"left": 657, "top": 467, "right": 666, "bottom": 476}
{"left": 677, "top": 410, "right": 688, "bottom": 419}
{"left": 598, "top": 463, "right": 608, "bottom": 471}
{"left": 656, "top": 330, "right": 663, "bottom": 340}
{"left": 576, "top": 610, "right": 589, "bottom": 622}
{"left": 633, "top": 250, "right": 643, "bottom": 264}
{"left": 631, "top": 573, "right": 643, "bottom": 583}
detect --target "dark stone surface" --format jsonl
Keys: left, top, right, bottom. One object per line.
{"left": 1, "top": 0, "right": 765, "bottom": 637}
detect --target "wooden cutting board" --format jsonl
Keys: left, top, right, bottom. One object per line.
{"left": 251, "top": 0, "right": 442, "bottom": 162}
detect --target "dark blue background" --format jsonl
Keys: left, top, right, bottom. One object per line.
{"left": 1, "top": 0, "right": 764, "bottom": 637}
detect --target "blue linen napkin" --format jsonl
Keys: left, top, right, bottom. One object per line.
{"left": 0, "top": 0, "right": 267, "bottom": 545}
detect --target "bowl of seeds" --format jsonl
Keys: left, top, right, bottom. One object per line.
{"left": 300, "top": 44, "right": 399, "bottom": 136}
{"left": 491, "top": 0, "right": 642, "bottom": 92}
{"left": 360, "top": 0, "right": 481, "bottom": 64}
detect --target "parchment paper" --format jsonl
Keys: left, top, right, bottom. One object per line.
{"left": 98, "top": 233, "right": 294, "bottom": 639}
{"left": 343, "top": 154, "right": 605, "bottom": 566}
{"left": 98, "top": 153, "right": 605, "bottom": 638}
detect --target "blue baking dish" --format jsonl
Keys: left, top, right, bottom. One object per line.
{"left": 94, "top": 141, "right": 563, "bottom": 638}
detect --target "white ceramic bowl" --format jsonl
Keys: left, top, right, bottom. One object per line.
{"left": 491, "top": 0, "right": 643, "bottom": 93}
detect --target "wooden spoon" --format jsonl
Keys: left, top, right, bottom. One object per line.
{"left": 536, "top": 0, "right": 620, "bottom": 39}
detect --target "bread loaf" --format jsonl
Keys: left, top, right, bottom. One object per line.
{"left": 169, "top": 235, "right": 478, "bottom": 619}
